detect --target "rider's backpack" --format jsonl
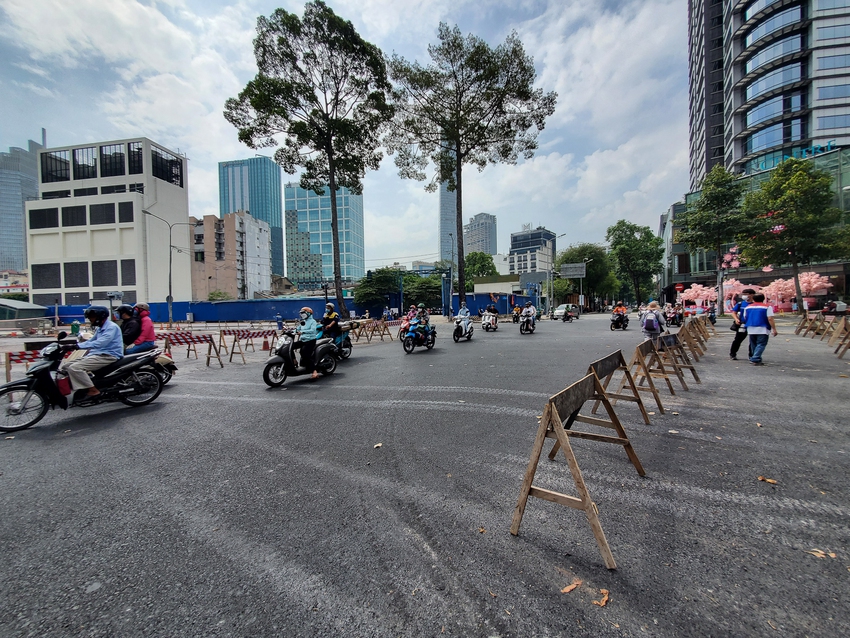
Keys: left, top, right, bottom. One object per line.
{"left": 642, "top": 311, "right": 660, "bottom": 332}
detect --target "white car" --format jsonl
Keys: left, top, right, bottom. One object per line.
{"left": 553, "top": 304, "right": 578, "bottom": 320}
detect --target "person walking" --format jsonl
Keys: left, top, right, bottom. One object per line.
{"left": 275, "top": 313, "right": 283, "bottom": 331}
{"left": 742, "top": 293, "right": 778, "bottom": 366}
{"left": 640, "top": 301, "right": 664, "bottom": 344}
{"left": 730, "top": 288, "right": 755, "bottom": 361}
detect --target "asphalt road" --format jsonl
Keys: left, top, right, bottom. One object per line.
{"left": 1, "top": 314, "right": 848, "bottom": 637}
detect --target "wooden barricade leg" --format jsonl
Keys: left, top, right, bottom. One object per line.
{"left": 820, "top": 316, "right": 838, "bottom": 341}
{"left": 589, "top": 352, "right": 651, "bottom": 425}
{"left": 5, "top": 353, "right": 11, "bottom": 383}
{"left": 205, "top": 338, "right": 224, "bottom": 368}
{"left": 828, "top": 317, "right": 848, "bottom": 348}
{"left": 655, "top": 342, "right": 689, "bottom": 391}
{"left": 229, "top": 334, "right": 247, "bottom": 364}
{"left": 802, "top": 314, "right": 822, "bottom": 338}
{"left": 663, "top": 336, "right": 701, "bottom": 384}
{"left": 677, "top": 326, "right": 702, "bottom": 362}
{"left": 618, "top": 346, "right": 666, "bottom": 413}
{"left": 187, "top": 341, "right": 199, "bottom": 360}
{"left": 218, "top": 331, "right": 229, "bottom": 354}
{"left": 244, "top": 335, "right": 256, "bottom": 352}
{"left": 510, "top": 402, "right": 617, "bottom": 569}
{"left": 836, "top": 330, "right": 850, "bottom": 358}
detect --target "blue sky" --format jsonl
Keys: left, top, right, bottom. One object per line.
{"left": 0, "top": 0, "right": 689, "bottom": 269}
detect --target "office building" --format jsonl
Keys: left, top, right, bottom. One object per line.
{"left": 0, "top": 139, "right": 42, "bottom": 271}
{"left": 689, "top": 0, "right": 850, "bottom": 187}
{"left": 439, "top": 181, "right": 458, "bottom": 266}
{"left": 283, "top": 183, "right": 365, "bottom": 287}
{"left": 190, "top": 211, "right": 271, "bottom": 301}
{"left": 25, "top": 137, "right": 190, "bottom": 306}
{"left": 219, "top": 157, "right": 283, "bottom": 275}
{"left": 463, "top": 212, "right": 497, "bottom": 255}
{"left": 508, "top": 225, "right": 556, "bottom": 276}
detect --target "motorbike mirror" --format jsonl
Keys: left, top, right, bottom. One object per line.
{"left": 57, "top": 331, "right": 68, "bottom": 340}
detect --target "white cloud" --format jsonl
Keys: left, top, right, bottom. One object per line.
{"left": 11, "top": 80, "right": 57, "bottom": 98}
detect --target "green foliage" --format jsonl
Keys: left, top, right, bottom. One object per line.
{"left": 354, "top": 267, "right": 401, "bottom": 307}
{"left": 552, "top": 278, "right": 574, "bottom": 303}
{"left": 208, "top": 290, "right": 233, "bottom": 301}
{"left": 463, "top": 251, "right": 497, "bottom": 291}
{"left": 0, "top": 293, "right": 29, "bottom": 302}
{"left": 405, "top": 275, "right": 443, "bottom": 308}
{"left": 554, "top": 243, "right": 618, "bottom": 303}
{"left": 677, "top": 164, "right": 746, "bottom": 257}
{"left": 386, "top": 23, "right": 557, "bottom": 301}
{"left": 739, "top": 158, "right": 844, "bottom": 312}
{"left": 224, "top": 1, "right": 393, "bottom": 318}
{"left": 605, "top": 220, "right": 664, "bottom": 305}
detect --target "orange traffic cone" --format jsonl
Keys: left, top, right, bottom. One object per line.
{"left": 262, "top": 337, "right": 270, "bottom": 351}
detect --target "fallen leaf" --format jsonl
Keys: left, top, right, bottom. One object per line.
{"left": 716, "top": 436, "right": 722, "bottom": 440}
{"left": 63, "top": 429, "right": 71, "bottom": 433}
{"left": 478, "top": 527, "right": 486, "bottom": 534}
{"left": 768, "top": 620, "right": 778, "bottom": 630}
{"left": 806, "top": 549, "right": 828, "bottom": 559}
{"left": 488, "top": 590, "right": 497, "bottom": 598}
{"left": 446, "top": 473, "right": 452, "bottom": 478}
{"left": 592, "top": 589, "right": 610, "bottom": 607}
{"left": 840, "top": 375, "right": 849, "bottom": 378}
{"left": 672, "top": 412, "right": 679, "bottom": 415}
{"left": 756, "top": 423, "right": 762, "bottom": 427}
{"left": 4, "top": 436, "right": 14, "bottom": 440}
{"left": 668, "top": 430, "right": 679, "bottom": 434}
{"left": 758, "top": 476, "right": 778, "bottom": 484}
{"left": 458, "top": 400, "right": 466, "bottom": 403}
{"left": 505, "top": 609, "right": 511, "bottom": 615}
{"left": 374, "top": 443, "right": 382, "bottom": 448}
{"left": 647, "top": 412, "right": 656, "bottom": 415}
{"left": 561, "top": 578, "right": 582, "bottom": 593}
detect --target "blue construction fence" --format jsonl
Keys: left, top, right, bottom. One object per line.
{"left": 44, "top": 292, "right": 532, "bottom": 325}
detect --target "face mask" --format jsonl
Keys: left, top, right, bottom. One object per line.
{"left": 741, "top": 295, "right": 749, "bottom": 301}
{"left": 300, "top": 312, "right": 308, "bottom": 320}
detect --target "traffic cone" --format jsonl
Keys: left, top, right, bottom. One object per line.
{"left": 262, "top": 336, "right": 270, "bottom": 351}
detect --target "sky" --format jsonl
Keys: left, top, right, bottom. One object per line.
{"left": 0, "top": 0, "right": 689, "bottom": 270}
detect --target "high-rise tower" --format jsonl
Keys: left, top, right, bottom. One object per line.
{"left": 0, "top": 140, "right": 42, "bottom": 270}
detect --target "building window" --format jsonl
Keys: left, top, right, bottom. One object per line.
{"left": 745, "top": 7, "right": 802, "bottom": 48}
{"left": 746, "top": 95, "right": 783, "bottom": 127}
{"left": 64, "top": 292, "right": 90, "bottom": 305}
{"left": 42, "top": 190, "right": 70, "bottom": 199}
{"left": 818, "top": 53, "right": 850, "bottom": 69}
{"left": 746, "top": 35, "right": 802, "bottom": 74}
{"left": 101, "top": 185, "right": 126, "bottom": 194}
{"left": 151, "top": 146, "right": 183, "bottom": 187}
{"left": 118, "top": 201, "right": 134, "bottom": 223}
{"left": 31, "top": 263, "right": 61, "bottom": 289}
{"left": 29, "top": 207, "right": 59, "bottom": 229}
{"left": 121, "top": 259, "right": 136, "bottom": 285}
{"left": 819, "top": 0, "right": 850, "bottom": 8}
{"left": 818, "top": 24, "right": 850, "bottom": 40}
{"left": 100, "top": 144, "right": 125, "bottom": 177}
{"left": 64, "top": 262, "right": 89, "bottom": 288}
{"left": 746, "top": 0, "right": 782, "bottom": 21}
{"left": 194, "top": 251, "right": 205, "bottom": 262}
{"left": 41, "top": 150, "right": 70, "bottom": 183}
{"left": 818, "top": 83, "right": 850, "bottom": 99}
{"left": 746, "top": 123, "right": 783, "bottom": 153}
{"left": 128, "top": 141, "right": 143, "bottom": 175}
{"left": 90, "top": 203, "right": 116, "bottom": 225}
{"left": 74, "top": 187, "right": 98, "bottom": 197}
{"left": 818, "top": 113, "right": 850, "bottom": 128}
{"left": 129, "top": 183, "right": 144, "bottom": 193}
{"left": 92, "top": 260, "right": 118, "bottom": 287}
{"left": 32, "top": 293, "right": 60, "bottom": 306}
{"left": 745, "top": 63, "right": 802, "bottom": 100}
{"left": 73, "top": 147, "right": 97, "bottom": 180}
{"left": 61, "top": 206, "right": 87, "bottom": 227}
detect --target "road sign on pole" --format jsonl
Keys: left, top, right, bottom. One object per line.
{"left": 675, "top": 283, "right": 685, "bottom": 292}
{"left": 560, "top": 263, "right": 586, "bottom": 278}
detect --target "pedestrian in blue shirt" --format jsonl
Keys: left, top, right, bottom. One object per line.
{"left": 743, "top": 293, "right": 778, "bottom": 365}
{"left": 60, "top": 306, "right": 124, "bottom": 397}
{"left": 275, "top": 313, "right": 283, "bottom": 331}
{"left": 729, "top": 288, "right": 755, "bottom": 360}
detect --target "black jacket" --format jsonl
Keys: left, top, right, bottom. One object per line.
{"left": 121, "top": 316, "right": 142, "bottom": 345}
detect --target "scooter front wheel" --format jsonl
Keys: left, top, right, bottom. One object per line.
{"left": 0, "top": 387, "right": 49, "bottom": 432}
{"left": 403, "top": 336, "right": 415, "bottom": 354}
{"left": 610, "top": 323, "right": 616, "bottom": 331}
{"left": 263, "top": 362, "right": 287, "bottom": 387}
{"left": 453, "top": 327, "right": 461, "bottom": 342}
{"left": 340, "top": 337, "right": 353, "bottom": 359}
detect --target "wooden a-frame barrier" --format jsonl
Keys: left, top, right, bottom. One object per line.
{"left": 613, "top": 340, "right": 672, "bottom": 413}
{"left": 511, "top": 374, "right": 632, "bottom": 569}
{"left": 587, "top": 350, "right": 651, "bottom": 424}
{"left": 163, "top": 333, "right": 223, "bottom": 368}
{"left": 657, "top": 334, "right": 701, "bottom": 387}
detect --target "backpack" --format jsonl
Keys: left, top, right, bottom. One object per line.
{"left": 642, "top": 311, "right": 660, "bottom": 332}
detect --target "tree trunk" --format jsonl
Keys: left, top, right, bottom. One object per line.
{"left": 791, "top": 253, "right": 805, "bottom": 316}
{"left": 327, "top": 149, "right": 350, "bottom": 319}
{"left": 454, "top": 141, "right": 466, "bottom": 306}
{"left": 632, "top": 275, "right": 642, "bottom": 305}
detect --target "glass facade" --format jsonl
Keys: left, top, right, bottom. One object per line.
{"left": 73, "top": 147, "right": 97, "bottom": 180}
{"left": 439, "top": 180, "right": 458, "bottom": 267}
{"left": 818, "top": 53, "right": 850, "bottom": 69}
{"left": 151, "top": 145, "right": 183, "bottom": 187}
{"left": 219, "top": 156, "right": 283, "bottom": 275}
{"left": 0, "top": 140, "right": 40, "bottom": 270}
{"left": 283, "top": 183, "right": 365, "bottom": 283}
{"left": 745, "top": 7, "right": 802, "bottom": 47}
{"left": 818, "top": 83, "right": 850, "bottom": 99}
{"left": 746, "top": 63, "right": 802, "bottom": 100}
{"left": 746, "top": 35, "right": 803, "bottom": 74}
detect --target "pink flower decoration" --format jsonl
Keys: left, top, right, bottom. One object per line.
{"left": 762, "top": 266, "right": 773, "bottom": 273}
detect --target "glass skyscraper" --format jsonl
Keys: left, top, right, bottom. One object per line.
{"left": 0, "top": 140, "right": 41, "bottom": 271}
{"left": 219, "top": 156, "right": 283, "bottom": 275}
{"left": 439, "top": 181, "right": 458, "bottom": 267}
{"left": 283, "top": 183, "right": 365, "bottom": 285}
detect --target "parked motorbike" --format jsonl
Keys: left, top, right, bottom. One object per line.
{"left": 610, "top": 313, "right": 629, "bottom": 331}
{"left": 402, "top": 318, "right": 436, "bottom": 353}
{"left": 0, "top": 332, "right": 164, "bottom": 433}
{"left": 519, "top": 315, "right": 536, "bottom": 335}
{"left": 262, "top": 329, "right": 337, "bottom": 387}
{"left": 482, "top": 312, "right": 498, "bottom": 332}
{"left": 453, "top": 315, "right": 474, "bottom": 342}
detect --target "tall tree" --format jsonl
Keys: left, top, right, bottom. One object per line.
{"left": 605, "top": 220, "right": 664, "bottom": 305}
{"left": 739, "top": 158, "right": 844, "bottom": 314}
{"left": 676, "top": 164, "right": 746, "bottom": 315}
{"left": 224, "top": 1, "right": 393, "bottom": 319}
{"left": 386, "top": 24, "right": 557, "bottom": 303}
{"left": 464, "top": 251, "right": 497, "bottom": 290}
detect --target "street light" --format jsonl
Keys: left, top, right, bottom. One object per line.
{"left": 579, "top": 257, "right": 593, "bottom": 316}
{"left": 551, "top": 233, "right": 567, "bottom": 314}
{"left": 448, "top": 232, "right": 455, "bottom": 317}
{"left": 143, "top": 209, "right": 199, "bottom": 328}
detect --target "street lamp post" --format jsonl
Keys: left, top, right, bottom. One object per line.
{"left": 448, "top": 232, "right": 455, "bottom": 317}
{"left": 143, "top": 209, "right": 198, "bottom": 328}
{"left": 580, "top": 257, "right": 594, "bottom": 316}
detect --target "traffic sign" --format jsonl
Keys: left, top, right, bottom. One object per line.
{"left": 675, "top": 283, "right": 685, "bottom": 292}
{"left": 560, "top": 263, "right": 586, "bottom": 278}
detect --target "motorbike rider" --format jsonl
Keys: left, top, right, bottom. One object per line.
{"left": 321, "top": 302, "right": 341, "bottom": 345}
{"left": 127, "top": 302, "right": 156, "bottom": 354}
{"left": 406, "top": 305, "right": 418, "bottom": 321}
{"left": 116, "top": 305, "right": 141, "bottom": 348}
{"left": 513, "top": 305, "right": 521, "bottom": 321}
{"left": 612, "top": 301, "right": 628, "bottom": 327}
{"left": 521, "top": 301, "right": 537, "bottom": 327}
{"left": 60, "top": 306, "right": 124, "bottom": 398}
{"left": 296, "top": 306, "right": 320, "bottom": 380}
{"left": 457, "top": 301, "right": 471, "bottom": 332}
{"left": 415, "top": 303, "right": 432, "bottom": 336}
{"left": 486, "top": 303, "right": 498, "bottom": 325}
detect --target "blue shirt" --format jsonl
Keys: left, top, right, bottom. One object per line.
{"left": 296, "top": 316, "right": 319, "bottom": 341}
{"left": 78, "top": 320, "right": 124, "bottom": 359}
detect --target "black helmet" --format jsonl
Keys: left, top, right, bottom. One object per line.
{"left": 84, "top": 306, "right": 110, "bottom": 326}
{"left": 418, "top": 303, "right": 426, "bottom": 309}
{"left": 525, "top": 301, "right": 532, "bottom": 307}
{"left": 115, "top": 304, "right": 135, "bottom": 317}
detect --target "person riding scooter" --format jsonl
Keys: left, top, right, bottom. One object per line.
{"left": 513, "top": 305, "right": 521, "bottom": 323}
{"left": 116, "top": 305, "right": 141, "bottom": 349}
{"left": 60, "top": 306, "right": 125, "bottom": 398}
{"left": 296, "top": 306, "right": 320, "bottom": 380}
{"left": 321, "top": 303, "right": 341, "bottom": 343}
{"left": 457, "top": 301, "right": 471, "bottom": 332}
{"left": 522, "top": 301, "right": 537, "bottom": 327}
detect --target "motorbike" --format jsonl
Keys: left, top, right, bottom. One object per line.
{"left": 453, "top": 315, "right": 474, "bottom": 342}
{"left": 666, "top": 311, "right": 682, "bottom": 327}
{"left": 148, "top": 352, "right": 178, "bottom": 384}
{"left": 519, "top": 314, "right": 536, "bottom": 335}
{"left": 263, "top": 329, "right": 337, "bottom": 387}
{"left": 317, "top": 328, "right": 353, "bottom": 360}
{"left": 482, "top": 312, "right": 498, "bottom": 332}
{"left": 0, "top": 332, "right": 164, "bottom": 433}
{"left": 512, "top": 311, "right": 520, "bottom": 323}
{"left": 562, "top": 311, "right": 575, "bottom": 323}
{"left": 402, "top": 318, "right": 436, "bottom": 353}
{"left": 610, "top": 313, "right": 629, "bottom": 331}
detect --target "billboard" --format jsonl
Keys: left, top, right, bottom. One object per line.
{"left": 560, "top": 263, "right": 586, "bottom": 278}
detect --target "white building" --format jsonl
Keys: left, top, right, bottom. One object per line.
{"left": 492, "top": 253, "right": 511, "bottom": 275}
{"left": 26, "top": 138, "right": 190, "bottom": 307}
